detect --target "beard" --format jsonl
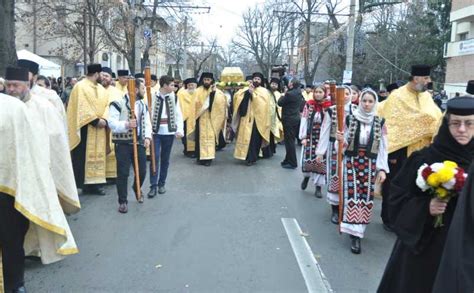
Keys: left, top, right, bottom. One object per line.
{"left": 188, "top": 89, "right": 196, "bottom": 94}
{"left": 203, "top": 83, "right": 211, "bottom": 89}
{"left": 137, "top": 92, "right": 144, "bottom": 100}
{"left": 253, "top": 81, "right": 261, "bottom": 88}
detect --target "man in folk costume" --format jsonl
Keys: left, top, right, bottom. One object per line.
{"left": 151, "top": 74, "right": 160, "bottom": 95}
{"left": 377, "top": 65, "right": 443, "bottom": 231}
{"left": 232, "top": 72, "right": 272, "bottom": 166}
{"left": 17, "top": 59, "right": 67, "bottom": 128}
{"left": 116, "top": 70, "right": 129, "bottom": 95}
{"left": 178, "top": 77, "right": 198, "bottom": 158}
{"left": 1, "top": 71, "right": 79, "bottom": 293}
{"left": 262, "top": 77, "right": 284, "bottom": 158}
{"left": 147, "top": 76, "right": 184, "bottom": 197}
{"left": 191, "top": 73, "right": 227, "bottom": 166}
{"left": 109, "top": 78, "right": 152, "bottom": 213}
{"left": 67, "top": 64, "right": 110, "bottom": 195}
{"left": 101, "top": 67, "right": 124, "bottom": 180}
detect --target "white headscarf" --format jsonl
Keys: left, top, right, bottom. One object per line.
{"left": 342, "top": 85, "right": 353, "bottom": 113}
{"left": 353, "top": 88, "right": 378, "bottom": 124}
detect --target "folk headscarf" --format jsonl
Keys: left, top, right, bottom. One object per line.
{"left": 353, "top": 88, "right": 378, "bottom": 124}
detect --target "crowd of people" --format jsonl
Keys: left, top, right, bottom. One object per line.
{"left": 0, "top": 58, "right": 473, "bottom": 293}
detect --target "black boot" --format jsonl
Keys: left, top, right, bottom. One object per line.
{"left": 350, "top": 235, "right": 361, "bottom": 254}
{"left": 331, "top": 205, "right": 339, "bottom": 224}
{"left": 301, "top": 177, "right": 309, "bottom": 190}
{"left": 314, "top": 186, "right": 322, "bottom": 198}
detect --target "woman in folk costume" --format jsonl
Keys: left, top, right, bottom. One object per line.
{"left": 350, "top": 85, "right": 360, "bottom": 105}
{"left": 299, "top": 85, "right": 331, "bottom": 197}
{"left": 335, "top": 89, "right": 389, "bottom": 254}
{"left": 316, "top": 85, "right": 356, "bottom": 224}
{"left": 378, "top": 96, "right": 474, "bottom": 293}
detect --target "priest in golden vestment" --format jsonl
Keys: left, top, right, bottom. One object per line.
{"left": 67, "top": 64, "right": 109, "bottom": 195}
{"left": 377, "top": 64, "right": 442, "bottom": 230}
{"left": 102, "top": 67, "right": 124, "bottom": 179}
{"left": 178, "top": 77, "right": 198, "bottom": 158}
{"left": 116, "top": 69, "right": 129, "bottom": 95}
{"left": 232, "top": 72, "right": 271, "bottom": 166}
{"left": 1, "top": 69, "right": 79, "bottom": 293}
{"left": 191, "top": 73, "right": 227, "bottom": 166}
{"left": 262, "top": 77, "right": 284, "bottom": 158}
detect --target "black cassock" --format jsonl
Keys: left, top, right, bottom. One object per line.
{"left": 378, "top": 118, "right": 474, "bottom": 293}
{"left": 432, "top": 163, "right": 474, "bottom": 293}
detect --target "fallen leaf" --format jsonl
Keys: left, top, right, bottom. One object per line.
{"left": 155, "top": 264, "right": 163, "bottom": 269}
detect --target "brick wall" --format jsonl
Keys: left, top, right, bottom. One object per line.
{"left": 452, "top": 0, "right": 474, "bottom": 12}
{"left": 445, "top": 54, "right": 474, "bottom": 83}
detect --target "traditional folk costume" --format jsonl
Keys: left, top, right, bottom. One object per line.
{"left": 191, "top": 73, "right": 227, "bottom": 166}
{"left": 67, "top": 64, "right": 109, "bottom": 192}
{"left": 0, "top": 72, "right": 78, "bottom": 292}
{"left": 378, "top": 97, "right": 474, "bottom": 293}
{"left": 377, "top": 65, "right": 442, "bottom": 230}
{"left": 339, "top": 89, "right": 389, "bottom": 252}
{"left": 178, "top": 78, "right": 198, "bottom": 157}
{"left": 232, "top": 73, "right": 271, "bottom": 165}
{"left": 147, "top": 89, "right": 184, "bottom": 196}
{"left": 299, "top": 98, "right": 331, "bottom": 197}
{"left": 316, "top": 86, "right": 355, "bottom": 223}
{"left": 109, "top": 92, "right": 152, "bottom": 210}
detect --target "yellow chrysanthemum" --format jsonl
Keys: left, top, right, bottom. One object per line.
{"left": 444, "top": 161, "right": 458, "bottom": 169}
{"left": 427, "top": 173, "right": 440, "bottom": 187}
{"left": 436, "top": 187, "right": 449, "bottom": 199}
{"left": 436, "top": 167, "right": 455, "bottom": 183}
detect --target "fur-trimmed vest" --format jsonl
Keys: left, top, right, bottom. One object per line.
{"left": 110, "top": 96, "right": 146, "bottom": 144}
{"left": 344, "top": 114, "right": 385, "bottom": 159}
{"left": 152, "top": 93, "right": 178, "bottom": 133}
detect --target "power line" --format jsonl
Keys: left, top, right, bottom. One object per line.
{"left": 364, "top": 39, "right": 410, "bottom": 74}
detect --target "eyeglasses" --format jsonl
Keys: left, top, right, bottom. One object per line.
{"left": 448, "top": 120, "right": 474, "bottom": 129}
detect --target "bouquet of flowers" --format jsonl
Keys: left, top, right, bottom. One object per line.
{"left": 416, "top": 160, "right": 467, "bottom": 227}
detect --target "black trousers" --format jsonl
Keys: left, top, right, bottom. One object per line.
{"left": 0, "top": 193, "right": 29, "bottom": 291}
{"left": 381, "top": 147, "right": 407, "bottom": 225}
{"left": 282, "top": 120, "right": 299, "bottom": 167}
{"left": 71, "top": 126, "right": 88, "bottom": 189}
{"left": 115, "top": 144, "right": 147, "bottom": 204}
{"left": 246, "top": 122, "right": 263, "bottom": 163}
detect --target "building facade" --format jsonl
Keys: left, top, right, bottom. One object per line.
{"left": 444, "top": 0, "right": 474, "bottom": 97}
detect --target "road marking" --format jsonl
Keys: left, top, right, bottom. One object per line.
{"left": 282, "top": 218, "right": 333, "bottom": 293}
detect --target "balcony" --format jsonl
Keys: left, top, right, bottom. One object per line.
{"left": 444, "top": 38, "right": 474, "bottom": 58}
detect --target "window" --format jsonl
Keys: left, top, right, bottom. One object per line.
{"left": 102, "top": 53, "right": 109, "bottom": 62}
{"left": 459, "top": 33, "right": 468, "bottom": 41}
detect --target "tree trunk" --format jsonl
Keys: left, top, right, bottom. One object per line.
{"left": 0, "top": 0, "right": 17, "bottom": 75}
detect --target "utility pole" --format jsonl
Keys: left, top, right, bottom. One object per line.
{"left": 83, "top": 8, "right": 87, "bottom": 71}
{"left": 343, "top": 0, "right": 357, "bottom": 84}
{"left": 182, "top": 16, "right": 188, "bottom": 79}
{"left": 33, "top": 0, "right": 38, "bottom": 53}
{"left": 289, "top": 18, "right": 295, "bottom": 74}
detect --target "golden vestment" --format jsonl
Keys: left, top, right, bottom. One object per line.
{"left": 115, "top": 82, "right": 128, "bottom": 96}
{"left": 178, "top": 88, "right": 198, "bottom": 152}
{"left": 270, "top": 90, "right": 284, "bottom": 141}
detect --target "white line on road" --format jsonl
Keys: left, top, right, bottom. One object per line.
{"left": 282, "top": 218, "right": 333, "bottom": 293}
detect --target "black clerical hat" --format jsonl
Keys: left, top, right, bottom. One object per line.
{"left": 252, "top": 72, "right": 264, "bottom": 80}
{"left": 87, "top": 64, "right": 102, "bottom": 74}
{"left": 5, "top": 66, "right": 29, "bottom": 81}
{"left": 446, "top": 96, "right": 474, "bottom": 116}
{"left": 135, "top": 73, "right": 144, "bottom": 79}
{"left": 151, "top": 74, "right": 158, "bottom": 81}
{"left": 199, "top": 72, "right": 214, "bottom": 85}
{"left": 17, "top": 59, "right": 39, "bottom": 75}
{"left": 111, "top": 72, "right": 116, "bottom": 79}
{"left": 245, "top": 75, "right": 253, "bottom": 81}
{"left": 411, "top": 64, "right": 431, "bottom": 76}
{"left": 386, "top": 83, "right": 399, "bottom": 93}
{"left": 117, "top": 70, "right": 129, "bottom": 77}
{"left": 102, "top": 67, "right": 113, "bottom": 76}
{"left": 270, "top": 77, "right": 280, "bottom": 84}
{"left": 466, "top": 80, "right": 474, "bottom": 95}
{"left": 306, "top": 84, "right": 313, "bottom": 88}
{"left": 184, "top": 78, "right": 198, "bottom": 86}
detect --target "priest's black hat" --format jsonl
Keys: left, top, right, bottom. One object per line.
{"left": 270, "top": 77, "right": 280, "bottom": 84}
{"left": 306, "top": 84, "right": 313, "bottom": 88}
{"left": 466, "top": 80, "right": 474, "bottom": 95}
{"left": 117, "top": 70, "right": 129, "bottom": 77}
{"left": 411, "top": 64, "right": 431, "bottom": 76}
{"left": 5, "top": 66, "right": 29, "bottom": 81}
{"left": 386, "top": 83, "right": 399, "bottom": 93}
{"left": 87, "top": 64, "right": 102, "bottom": 74}
{"left": 184, "top": 78, "right": 198, "bottom": 86}
{"left": 102, "top": 67, "right": 113, "bottom": 76}
{"left": 199, "top": 72, "right": 214, "bottom": 85}
{"left": 135, "top": 73, "right": 144, "bottom": 79}
{"left": 446, "top": 96, "right": 474, "bottom": 116}
{"left": 17, "top": 59, "right": 39, "bottom": 75}
{"left": 252, "top": 72, "right": 264, "bottom": 80}
{"left": 245, "top": 75, "right": 253, "bottom": 81}
{"left": 151, "top": 74, "right": 158, "bottom": 81}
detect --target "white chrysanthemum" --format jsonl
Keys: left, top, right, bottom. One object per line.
{"left": 430, "top": 162, "right": 444, "bottom": 172}
{"left": 416, "top": 163, "right": 430, "bottom": 191}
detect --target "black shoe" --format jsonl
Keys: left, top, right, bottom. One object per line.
{"left": 281, "top": 163, "right": 296, "bottom": 169}
{"left": 383, "top": 223, "right": 394, "bottom": 233}
{"left": 118, "top": 203, "right": 128, "bottom": 214}
{"left": 350, "top": 236, "right": 361, "bottom": 254}
{"left": 331, "top": 205, "right": 339, "bottom": 224}
{"left": 147, "top": 187, "right": 157, "bottom": 198}
{"left": 280, "top": 160, "right": 288, "bottom": 166}
{"left": 83, "top": 186, "right": 106, "bottom": 195}
{"left": 301, "top": 177, "right": 309, "bottom": 190}
{"left": 12, "top": 286, "right": 27, "bottom": 293}
{"left": 158, "top": 186, "right": 166, "bottom": 194}
{"left": 203, "top": 161, "right": 211, "bottom": 167}
{"left": 246, "top": 161, "right": 255, "bottom": 166}
{"left": 314, "top": 186, "right": 322, "bottom": 198}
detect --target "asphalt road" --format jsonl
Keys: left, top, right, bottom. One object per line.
{"left": 25, "top": 141, "right": 397, "bottom": 293}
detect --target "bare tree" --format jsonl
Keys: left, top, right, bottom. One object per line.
{"left": 0, "top": 0, "right": 17, "bottom": 74}
{"left": 187, "top": 38, "right": 218, "bottom": 77}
